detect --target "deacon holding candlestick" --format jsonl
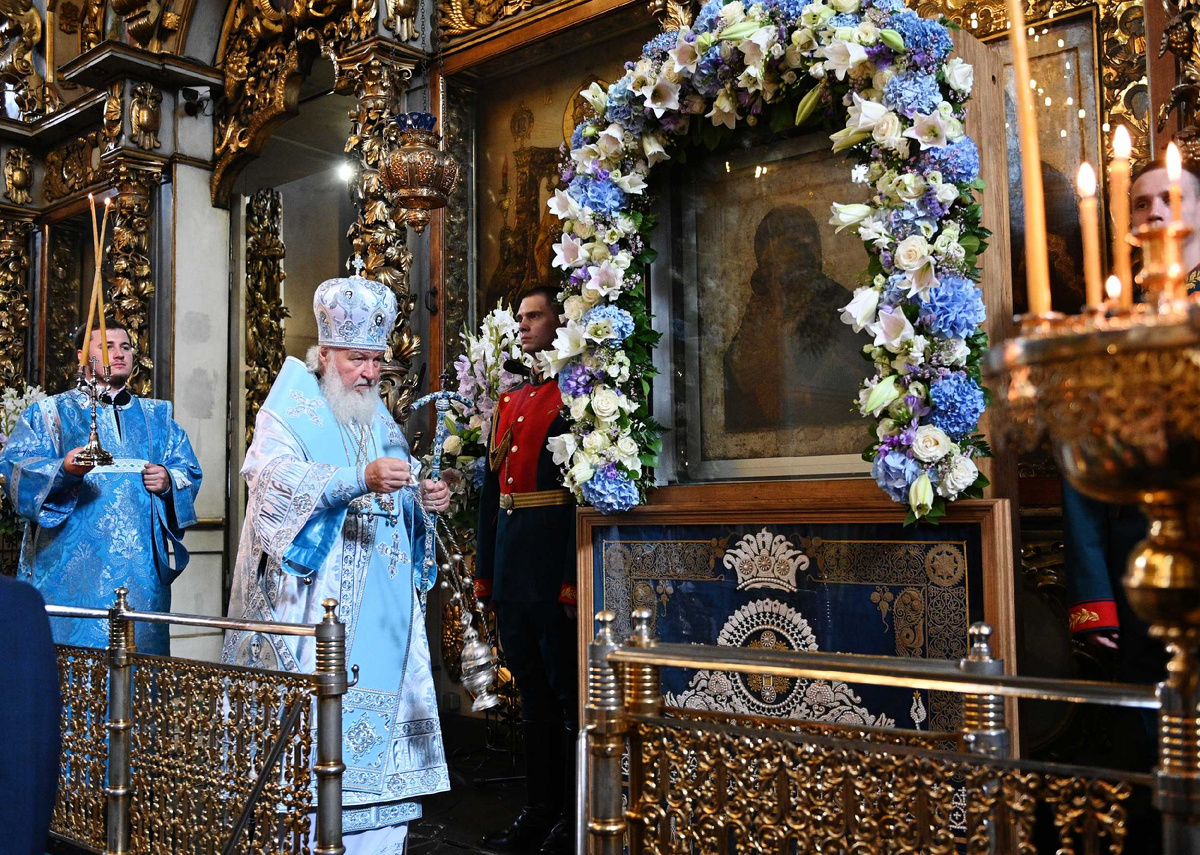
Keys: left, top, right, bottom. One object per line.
{"left": 0, "top": 194, "right": 202, "bottom": 656}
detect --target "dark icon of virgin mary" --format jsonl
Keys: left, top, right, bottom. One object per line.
{"left": 723, "top": 204, "right": 867, "bottom": 434}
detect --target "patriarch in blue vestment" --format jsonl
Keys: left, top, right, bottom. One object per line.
{"left": 0, "top": 321, "right": 202, "bottom": 655}
{"left": 223, "top": 269, "right": 451, "bottom": 853}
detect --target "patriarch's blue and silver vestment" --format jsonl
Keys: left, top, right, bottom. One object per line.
{"left": 0, "top": 388, "right": 202, "bottom": 654}
{"left": 222, "top": 356, "right": 449, "bottom": 833}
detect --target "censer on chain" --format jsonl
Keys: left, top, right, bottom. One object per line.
{"left": 437, "top": 531, "right": 501, "bottom": 711}
{"left": 380, "top": 111, "right": 460, "bottom": 234}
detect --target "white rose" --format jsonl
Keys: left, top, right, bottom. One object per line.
{"left": 871, "top": 111, "right": 904, "bottom": 151}
{"left": 854, "top": 20, "right": 878, "bottom": 44}
{"left": 570, "top": 396, "right": 590, "bottom": 421}
{"left": 616, "top": 435, "right": 639, "bottom": 458}
{"left": 443, "top": 434, "right": 463, "bottom": 456}
{"left": 591, "top": 387, "right": 622, "bottom": 422}
{"left": 877, "top": 417, "right": 899, "bottom": 438}
{"left": 911, "top": 425, "right": 953, "bottom": 463}
{"left": 563, "top": 295, "right": 587, "bottom": 321}
{"left": 894, "top": 235, "right": 932, "bottom": 271}
{"left": 938, "top": 453, "right": 979, "bottom": 497}
{"left": 830, "top": 0, "right": 859, "bottom": 11}
{"left": 944, "top": 57, "right": 974, "bottom": 95}
{"left": 583, "top": 431, "right": 611, "bottom": 453}
{"left": 894, "top": 172, "right": 927, "bottom": 202}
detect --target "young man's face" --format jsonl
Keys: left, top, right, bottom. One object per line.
{"left": 1132, "top": 167, "right": 1200, "bottom": 230}
{"left": 516, "top": 293, "right": 560, "bottom": 354}
{"left": 79, "top": 328, "right": 133, "bottom": 385}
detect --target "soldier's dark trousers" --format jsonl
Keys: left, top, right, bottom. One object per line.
{"left": 497, "top": 600, "right": 579, "bottom": 823}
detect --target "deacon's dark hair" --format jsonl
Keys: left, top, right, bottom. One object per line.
{"left": 1132, "top": 156, "right": 1200, "bottom": 194}
{"left": 518, "top": 285, "right": 563, "bottom": 314}
{"left": 73, "top": 318, "right": 129, "bottom": 351}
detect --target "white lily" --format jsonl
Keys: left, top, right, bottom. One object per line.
{"left": 644, "top": 73, "right": 681, "bottom": 118}
{"left": 818, "top": 39, "right": 868, "bottom": 80}
{"left": 552, "top": 234, "right": 587, "bottom": 270}
{"left": 547, "top": 188, "right": 581, "bottom": 221}
{"left": 902, "top": 112, "right": 949, "bottom": 151}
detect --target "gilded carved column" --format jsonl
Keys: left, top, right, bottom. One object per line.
{"left": 0, "top": 217, "right": 33, "bottom": 390}
{"left": 245, "top": 187, "right": 288, "bottom": 447}
{"left": 340, "top": 47, "right": 421, "bottom": 418}
{"left": 105, "top": 160, "right": 161, "bottom": 397}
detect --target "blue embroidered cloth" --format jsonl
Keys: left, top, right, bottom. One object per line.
{"left": 223, "top": 356, "right": 448, "bottom": 831}
{"left": 0, "top": 389, "right": 202, "bottom": 655}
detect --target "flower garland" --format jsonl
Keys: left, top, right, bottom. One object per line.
{"left": 543, "top": 0, "right": 992, "bottom": 520}
{"left": 425, "top": 306, "right": 533, "bottom": 540}
{"left": 0, "top": 384, "right": 45, "bottom": 536}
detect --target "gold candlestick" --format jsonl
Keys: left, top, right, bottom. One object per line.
{"left": 1005, "top": 0, "right": 1052, "bottom": 316}
{"left": 1077, "top": 162, "right": 1103, "bottom": 309}
{"left": 1111, "top": 126, "right": 1133, "bottom": 307}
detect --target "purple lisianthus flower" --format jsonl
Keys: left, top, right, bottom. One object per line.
{"left": 882, "top": 71, "right": 942, "bottom": 118}
{"left": 920, "top": 137, "right": 980, "bottom": 185}
{"left": 559, "top": 362, "right": 598, "bottom": 397}
{"left": 918, "top": 274, "right": 986, "bottom": 339}
{"left": 871, "top": 449, "right": 923, "bottom": 503}
{"left": 581, "top": 463, "right": 640, "bottom": 513}
{"left": 930, "top": 372, "right": 985, "bottom": 439}
{"left": 888, "top": 11, "right": 953, "bottom": 71}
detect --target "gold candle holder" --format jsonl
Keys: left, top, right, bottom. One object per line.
{"left": 1132, "top": 222, "right": 1195, "bottom": 306}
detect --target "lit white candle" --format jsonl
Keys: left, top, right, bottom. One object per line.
{"left": 1077, "top": 162, "right": 1102, "bottom": 308}
{"left": 1111, "top": 126, "right": 1132, "bottom": 306}
{"left": 1168, "top": 142, "right": 1184, "bottom": 224}
{"left": 1105, "top": 274, "right": 1121, "bottom": 305}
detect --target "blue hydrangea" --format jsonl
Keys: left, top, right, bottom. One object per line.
{"left": 869, "top": 0, "right": 905, "bottom": 10}
{"left": 920, "top": 137, "right": 980, "bottom": 185}
{"left": 829, "top": 12, "right": 861, "bottom": 27}
{"left": 692, "top": 46, "right": 726, "bottom": 98}
{"left": 880, "top": 273, "right": 910, "bottom": 308}
{"left": 581, "top": 463, "right": 640, "bottom": 513}
{"left": 872, "top": 450, "right": 923, "bottom": 502}
{"left": 693, "top": 0, "right": 724, "bottom": 32}
{"left": 888, "top": 11, "right": 953, "bottom": 70}
{"left": 643, "top": 30, "right": 680, "bottom": 60}
{"left": 568, "top": 175, "right": 626, "bottom": 215}
{"left": 583, "top": 305, "right": 636, "bottom": 343}
{"left": 882, "top": 71, "right": 942, "bottom": 118}
{"left": 919, "top": 274, "right": 986, "bottom": 339}
{"left": 604, "top": 78, "right": 647, "bottom": 135}
{"left": 559, "top": 362, "right": 597, "bottom": 397}
{"left": 930, "top": 372, "right": 985, "bottom": 439}
{"left": 570, "top": 121, "right": 589, "bottom": 151}
{"left": 888, "top": 204, "right": 934, "bottom": 241}
{"left": 762, "top": 0, "right": 806, "bottom": 24}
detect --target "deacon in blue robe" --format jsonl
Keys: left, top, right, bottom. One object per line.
{"left": 223, "top": 270, "right": 450, "bottom": 851}
{"left": 0, "top": 323, "right": 202, "bottom": 655}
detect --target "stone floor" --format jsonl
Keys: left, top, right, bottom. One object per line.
{"left": 408, "top": 712, "right": 529, "bottom": 854}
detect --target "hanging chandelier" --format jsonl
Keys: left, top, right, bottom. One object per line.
{"left": 381, "top": 111, "right": 460, "bottom": 234}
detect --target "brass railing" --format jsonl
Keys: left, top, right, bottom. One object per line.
{"left": 47, "top": 588, "right": 351, "bottom": 855}
{"left": 583, "top": 610, "right": 1176, "bottom": 855}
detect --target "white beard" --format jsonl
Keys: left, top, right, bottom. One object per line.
{"left": 318, "top": 369, "right": 380, "bottom": 427}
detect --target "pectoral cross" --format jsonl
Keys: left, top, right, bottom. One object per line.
{"left": 405, "top": 369, "right": 474, "bottom": 570}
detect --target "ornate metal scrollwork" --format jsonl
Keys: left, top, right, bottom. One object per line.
{"left": 45, "top": 230, "right": 81, "bottom": 393}
{"left": 648, "top": 0, "right": 697, "bottom": 30}
{"left": 4, "top": 146, "right": 31, "bottom": 205}
{"left": 0, "top": 0, "right": 54, "bottom": 120}
{"left": 105, "top": 161, "right": 160, "bottom": 396}
{"left": 441, "top": 85, "right": 472, "bottom": 354}
{"left": 0, "top": 217, "right": 32, "bottom": 389}
{"left": 211, "top": 0, "right": 375, "bottom": 206}
{"left": 1160, "top": 0, "right": 1200, "bottom": 161}
{"left": 245, "top": 187, "right": 288, "bottom": 447}
{"left": 437, "top": 0, "right": 559, "bottom": 40}
{"left": 921, "top": 0, "right": 1150, "bottom": 165}
{"left": 104, "top": 83, "right": 123, "bottom": 152}
{"left": 130, "top": 83, "right": 161, "bottom": 150}
{"left": 45, "top": 131, "right": 104, "bottom": 202}
{"left": 340, "top": 51, "right": 423, "bottom": 421}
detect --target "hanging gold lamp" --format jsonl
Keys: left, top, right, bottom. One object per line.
{"left": 381, "top": 111, "right": 460, "bottom": 234}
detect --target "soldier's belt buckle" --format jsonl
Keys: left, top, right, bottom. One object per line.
{"left": 499, "top": 493, "right": 514, "bottom": 511}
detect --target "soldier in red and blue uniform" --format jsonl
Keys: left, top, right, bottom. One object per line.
{"left": 477, "top": 286, "right": 577, "bottom": 855}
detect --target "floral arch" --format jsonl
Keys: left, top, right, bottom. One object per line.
{"left": 539, "top": 0, "right": 993, "bottom": 521}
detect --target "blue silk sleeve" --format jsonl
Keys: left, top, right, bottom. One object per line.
{"left": 0, "top": 400, "right": 81, "bottom": 529}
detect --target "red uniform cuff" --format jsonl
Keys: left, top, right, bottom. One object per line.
{"left": 1069, "top": 600, "right": 1119, "bottom": 634}
{"left": 559, "top": 584, "right": 577, "bottom": 605}
{"left": 474, "top": 579, "right": 492, "bottom": 599}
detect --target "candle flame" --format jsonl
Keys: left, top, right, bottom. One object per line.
{"left": 1076, "top": 162, "right": 1097, "bottom": 197}
{"left": 1168, "top": 143, "right": 1182, "bottom": 182}
{"left": 1105, "top": 275, "right": 1121, "bottom": 300}
{"left": 1113, "top": 125, "right": 1131, "bottom": 159}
